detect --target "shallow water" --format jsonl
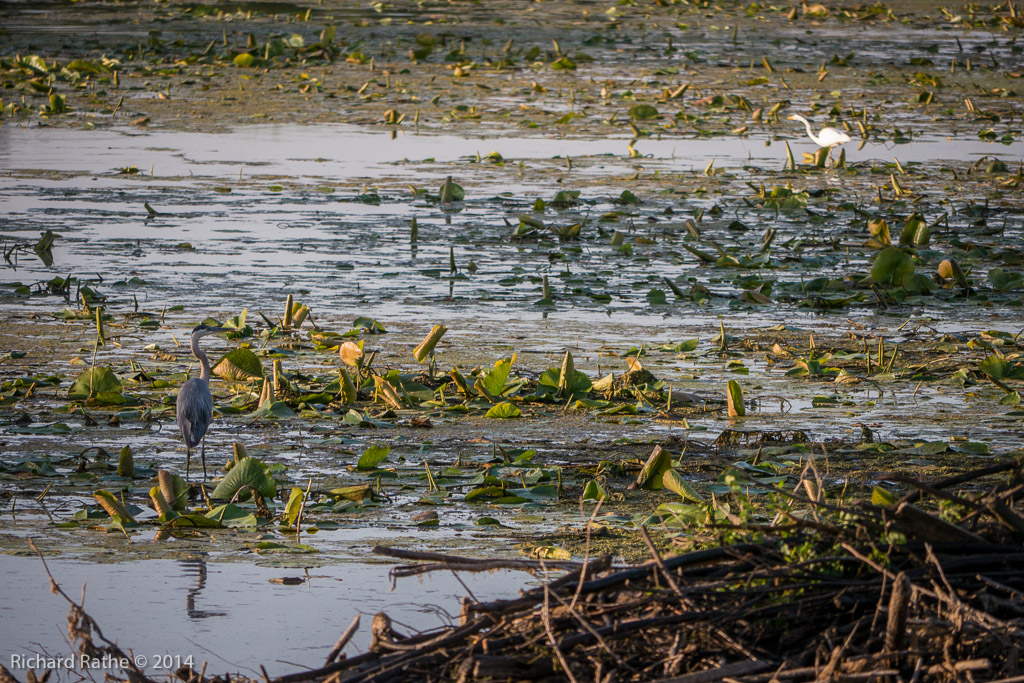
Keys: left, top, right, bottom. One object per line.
{"left": 0, "top": 553, "right": 524, "bottom": 678}
{"left": 3, "top": 122, "right": 1020, "bottom": 177}
{"left": 2, "top": 122, "right": 1021, "bottom": 445}
{"left": 2, "top": 120, "right": 1024, "bottom": 678}
{"left": 2, "top": 123, "right": 1021, "bottom": 324}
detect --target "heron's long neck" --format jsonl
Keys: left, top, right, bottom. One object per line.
{"left": 192, "top": 335, "right": 212, "bottom": 382}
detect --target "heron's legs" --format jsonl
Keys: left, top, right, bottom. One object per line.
{"left": 186, "top": 447, "right": 192, "bottom": 479}
{"left": 200, "top": 434, "right": 208, "bottom": 481}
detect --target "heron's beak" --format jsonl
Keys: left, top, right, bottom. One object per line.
{"left": 786, "top": 115, "right": 796, "bottom": 120}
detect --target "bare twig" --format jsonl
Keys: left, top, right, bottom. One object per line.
{"left": 373, "top": 545, "right": 582, "bottom": 576}
{"left": 28, "top": 539, "right": 155, "bottom": 683}
{"left": 540, "top": 562, "right": 578, "bottom": 683}
{"left": 324, "top": 614, "right": 360, "bottom": 665}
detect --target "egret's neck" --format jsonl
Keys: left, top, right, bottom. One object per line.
{"left": 191, "top": 334, "right": 212, "bottom": 382}
{"left": 797, "top": 117, "right": 815, "bottom": 139}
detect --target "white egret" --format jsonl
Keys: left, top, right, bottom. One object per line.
{"left": 787, "top": 114, "right": 851, "bottom": 149}
{"left": 177, "top": 324, "right": 230, "bottom": 480}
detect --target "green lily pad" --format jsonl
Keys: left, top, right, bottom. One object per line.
{"left": 870, "top": 247, "right": 914, "bottom": 285}
{"left": 663, "top": 470, "right": 705, "bottom": 503}
{"left": 582, "top": 480, "right": 607, "bottom": 502}
{"left": 210, "top": 456, "right": 277, "bottom": 500}
{"left": 254, "top": 542, "right": 318, "bottom": 554}
{"left": 164, "top": 513, "right": 225, "bottom": 529}
{"left": 486, "top": 402, "right": 521, "bottom": 418}
{"left": 68, "top": 367, "right": 124, "bottom": 405}
{"left": 357, "top": 444, "right": 391, "bottom": 471}
{"left": 628, "top": 104, "right": 660, "bottom": 120}
{"left": 635, "top": 445, "right": 672, "bottom": 490}
{"left": 213, "top": 348, "right": 263, "bottom": 381}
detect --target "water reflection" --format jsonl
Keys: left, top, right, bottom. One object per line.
{"left": 180, "top": 557, "right": 226, "bottom": 620}
{"left": 0, "top": 554, "right": 523, "bottom": 677}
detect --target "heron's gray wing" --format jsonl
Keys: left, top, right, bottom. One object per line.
{"left": 176, "top": 378, "right": 214, "bottom": 448}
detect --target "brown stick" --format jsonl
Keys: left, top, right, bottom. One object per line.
{"left": 463, "top": 556, "right": 611, "bottom": 620}
{"left": 885, "top": 474, "right": 987, "bottom": 512}
{"left": 656, "top": 659, "right": 772, "bottom": 683}
{"left": 373, "top": 545, "right": 583, "bottom": 574}
{"left": 639, "top": 527, "right": 756, "bottom": 660}
{"left": 569, "top": 498, "right": 603, "bottom": 612}
{"left": 324, "top": 614, "right": 360, "bottom": 665}
{"left": 841, "top": 543, "right": 939, "bottom": 602}
{"left": 272, "top": 656, "right": 374, "bottom": 683}
{"left": 540, "top": 563, "right": 578, "bottom": 683}
{"left": 639, "top": 525, "right": 686, "bottom": 599}
{"left": 272, "top": 614, "right": 497, "bottom": 683}
{"left": 925, "top": 545, "right": 1018, "bottom": 633}
{"left": 884, "top": 572, "right": 911, "bottom": 652}
{"left": 817, "top": 620, "right": 860, "bottom": 681}
{"left": 924, "top": 658, "right": 992, "bottom": 675}
{"left": 898, "top": 456, "right": 1024, "bottom": 505}
{"left": 892, "top": 502, "right": 989, "bottom": 545}
{"left": 576, "top": 544, "right": 764, "bottom": 595}
{"left": 549, "top": 589, "right": 630, "bottom": 670}
{"left": 559, "top": 611, "right": 720, "bottom": 649}
{"left": 988, "top": 498, "right": 1024, "bottom": 537}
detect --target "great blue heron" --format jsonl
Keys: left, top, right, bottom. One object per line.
{"left": 177, "top": 324, "right": 230, "bottom": 479}
{"left": 787, "top": 114, "right": 851, "bottom": 149}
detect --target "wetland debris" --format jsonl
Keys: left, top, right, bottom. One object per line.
{"left": 29, "top": 458, "right": 1024, "bottom": 683}
{"left": 289, "top": 457, "right": 1024, "bottom": 682}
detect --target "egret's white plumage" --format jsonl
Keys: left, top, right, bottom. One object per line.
{"left": 177, "top": 324, "right": 230, "bottom": 480}
{"left": 787, "top": 114, "right": 851, "bottom": 149}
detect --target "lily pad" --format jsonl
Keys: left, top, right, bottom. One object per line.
{"left": 582, "top": 479, "right": 607, "bottom": 502}
{"left": 282, "top": 487, "right": 304, "bottom": 525}
{"left": 663, "top": 470, "right": 706, "bottom": 503}
{"left": 486, "top": 402, "right": 521, "bottom": 418}
{"left": 205, "top": 504, "right": 266, "bottom": 527}
{"left": 635, "top": 445, "right": 672, "bottom": 490}
{"left": 356, "top": 444, "right": 391, "bottom": 471}
{"left": 628, "top": 104, "right": 660, "bottom": 120}
{"left": 726, "top": 380, "right": 745, "bottom": 417}
{"left": 251, "top": 400, "right": 297, "bottom": 419}
{"left": 481, "top": 356, "right": 515, "bottom": 397}
{"left": 68, "top": 367, "right": 124, "bottom": 405}
{"left": 213, "top": 348, "right": 263, "bottom": 381}
{"left": 210, "top": 456, "right": 277, "bottom": 500}
{"left": 988, "top": 268, "right": 1024, "bottom": 292}
{"left": 870, "top": 247, "right": 914, "bottom": 285}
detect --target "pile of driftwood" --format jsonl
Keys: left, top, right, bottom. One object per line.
{"left": 12, "top": 458, "right": 1024, "bottom": 683}
{"left": 283, "top": 456, "right": 1024, "bottom": 682}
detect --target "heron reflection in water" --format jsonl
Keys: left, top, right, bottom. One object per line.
{"left": 179, "top": 557, "right": 226, "bottom": 619}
